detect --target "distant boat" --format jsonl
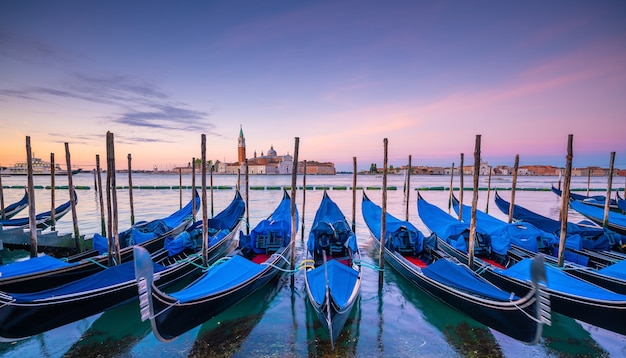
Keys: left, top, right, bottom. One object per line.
{"left": 0, "top": 157, "right": 82, "bottom": 176}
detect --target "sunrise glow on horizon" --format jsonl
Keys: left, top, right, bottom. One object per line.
{"left": 1, "top": 1, "right": 624, "bottom": 172}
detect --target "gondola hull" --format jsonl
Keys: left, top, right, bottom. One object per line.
{"left": 1, "top": 190, "right": 28, "bottom": 219}
{"left": 136, "top": 190, "right": 294, "bottom": 342}
{"left": 148, "top": 246, "right": 291, "bottom": 341}
{"left": 0, "top": 194, "right": 199, "bottom": 293}
{"left": 363, "top": 192, "right": 547, "bottom": 344}
{"left": 0, "top": 191, "right": 244, "bottom": 340}
{"left": 304, "top": 255, "right": 361, "bottom": 345}
{"left": 0, "top": 221, "right": 191, "bottom": 293}
{"left": 303, "top": 191, "right": 361, "bottom": 347}
{"left": 551, "top": 185, "right": 620, "bottom": 211}
{"left": 569, "top": 199, "right": 626, "bottom": 235}
{"left": 0, "top": 227, "right": 239, "bottom": 341}
{"left": 437, "top": 237, "right": 626, "bottom": 336}
{"left": 507, "top": 244, "right": 626, "bottom": 295}
{"left": 375, "top": 239, "right": 545, "bottom": 343}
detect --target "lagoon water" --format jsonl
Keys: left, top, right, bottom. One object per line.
{"left": 1, "top": 172, "right": 625, "bottom": 357}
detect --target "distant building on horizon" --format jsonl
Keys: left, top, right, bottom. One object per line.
{"left": 377, "top": 161, "right": 623, "bottom": 177}
{"left": 216, "top": 126, "right": 335, "bottom": 175}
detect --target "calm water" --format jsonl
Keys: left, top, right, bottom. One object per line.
{"left": 1, "top": 173, "right": 625, "bottom": 358}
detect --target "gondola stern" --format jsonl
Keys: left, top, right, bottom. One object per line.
{"left": 513, "top": 253, "right": 551, "bottom": 345}
{"left": 530, "top": 254, "right": 552, "bottom": 328}
{"left": 133, "top": 246, "right": 156, "bottom": 323}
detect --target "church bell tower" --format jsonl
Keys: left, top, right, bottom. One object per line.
{"left": 238, "top": 125, "right": 246, "bottom": 164}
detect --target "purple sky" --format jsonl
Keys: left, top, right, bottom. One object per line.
{"left": 1, "top": 1, "right": 624, "bottom": 172}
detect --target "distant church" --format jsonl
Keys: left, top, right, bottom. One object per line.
{"left": 217, "top": 126, "right": 336, "bottom": 175}
{"left": 218, "top": 126, "right": 294, "bottom": 174}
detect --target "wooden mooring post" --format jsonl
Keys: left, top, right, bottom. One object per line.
{"left": 405, "top": 155, "right": 411, "bottom": 221}
{"left": 557, "top": 134, "right": 574, "bottom": 267}
{"left": 290, "top": 137, "right": 300, "bottom": 286}
{"left": 459, "top": 154, "right": 464, "bottom": 220}
{"left": 65, "top": 142, "right": 80, "bottom": 251}
{"left": 128, "top": 154, "right": 135, "bottom": 225}
{"left": 26, "top": 136, "right": 37, "bottom": 258}
{"left": 379, "top": 138, "right": 388, "bottom": 288}
{"left": 485, "top": 166, "right": 492, "bottom": 213}
{"left": 351, "top": 157, "right": 357, "bottom": 233}
{"left": 192, "top": 157, "right": 196, "bottom": 219}
{"left": 106, "top": 132, "right": 121, "bottom": 265}
{"left": 96, "top": 155, "right": 106, "bottom": 236}
{"left": 178, "top": 167, "right": 183, "bottom": 210}
{"left": 50, "top": 153, "right": 56, "bottom": 230}
{"left": 201, "top": 134, "right": 208, "bottom": 266}
{"left": 244, "top": 159, "right": 249, "bottom": 233}
{"left": 467, "top": 135, "right": 481, "bottom": 269}
{"left": 508, "top": 155, "right": 519, "bottom": 223}
{"left": 0, "top": 165, "right": 4, "bottom": 220}
{"left": 447, "top": 162, "right": 454, "bottom": 214}
{"left": 301, "top": 160, "right": 307, "bottom": 241}
{"left": 211, "top": 163, "right": 215, "bottom": 218}
{"left": 603, "top": 152, "right": 616, "bottom": 228}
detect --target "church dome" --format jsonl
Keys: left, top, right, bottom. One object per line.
{"left": 267, "top": 145, "right": 277, "bottom": 157}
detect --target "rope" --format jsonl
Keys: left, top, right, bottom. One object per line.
{"left": 202, "top": 256, "right": 232, "bottom": 272}
{"left": 511, "top": 298, "right": 544, "bottom": 324}
{"left": 474, "top": 264, "right": 488, "bottom": 275}
{"left": 85, "top": 257, "right": 109, "bottom": 269}
{"left": 0, "top": 291, "right": 16, "bottom": 307}
{"left": 354, "top": 260, "right": 383, "bottom": 272}
{"left": 260, "top": 262, "right": 300, "bottom": 273}
{"left": 258, "top": 254, "right": 306, "bottom": 275}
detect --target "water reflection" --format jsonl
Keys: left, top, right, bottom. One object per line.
{"left": 0, "top": 313, "right": 101, "bottom": 357}
{"left": 541, "top": 314, "right": 610, "bottom": 357}
{"left": 187, "top": 279, "right": 283, "bottom": 357}
{"left": 378, "top": 255, "right": 500, "bottom": 357}
{"left": 305, "top": 295, "right": 361, "bottom": 357}
{"left": 63, "top": 301, "right": 149, "bottom": 358}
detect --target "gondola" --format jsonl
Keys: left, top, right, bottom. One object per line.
{"left": 453, "top": 193, "right": 626, "bottom": 294}
{"left": 303, "top": 191, "right": 361, "bottom": 348}
{"left": 417, "top": 193, "right": 626, "bottom": 336}
{"left": 618, "top": 190, "right": 626, "bottom": 212}
{"left": 551, "top": 185, "right": 620, "bottom": 211}
{"left": 449, "top": 194, "right": 557, "bottom": 258}
{"left": 0, "top": 190, "right": 28, "bottom": 219}
{"left": 0, "top": 191, "right": 201, "bottom": 293}
{"left": 569, "top": 198, "right": 626, "bottom": 235}
{"left": 92, "top": 189, "right": 200, "bottom": 255}
{"left": 494, "top": 191, "right": 626, "bottom": 255}
{"left": 362, "top": 192, "right": 550, "bottom": 344}
{"left": 134, "top": 190, "right": 296, "bottom": 341}
{"left": 0, "top": 193, "right": 74, "bottom": 229}
{"left": 0, "top": 191, "right": 244, "bottom": 341}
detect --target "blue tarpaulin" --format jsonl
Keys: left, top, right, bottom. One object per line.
{"left": 307, "top": 192, "right": 357, "bottom": 255}
{"left": 494, "top": 192, "right": 622, "bottom": 250}
{"left": 494, "top": 258, "right": 626, "bottom": 302}
{"left": 93, "top": 192, "right": 199, "bottom": 254}
{"left": 422, "top": 258, "right": 516, "bottom": 301}
{"left": 306, "top": 259, "right": 359, "bottom": 309}
{"left": 9, "top": 261, "right": 166, "bottom": 302}
{"left": 0, "top": 255, "right": 77, "bottom": 279}
{"left": 361, "top": 193, "right": 424, "bottom": 254}
{"left": 171, "top": 255, "right": 264, "bottom": 303}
